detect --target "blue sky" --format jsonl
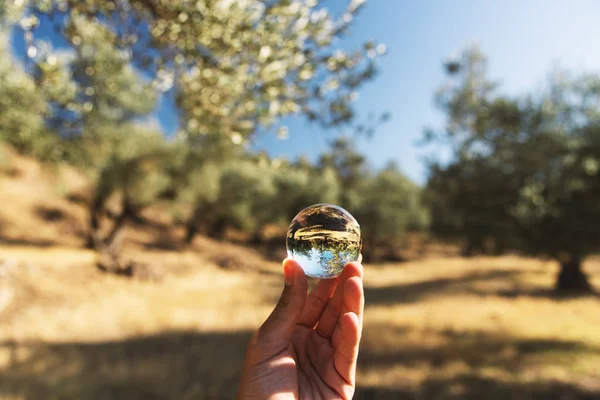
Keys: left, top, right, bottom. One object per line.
{"left": 12, "top": 0, "right": 600, "bottom": 184}
{"left": 247, "top": 0, "right": 600, "bottom": 184}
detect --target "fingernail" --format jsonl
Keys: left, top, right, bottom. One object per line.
{"left": 283, "top": 261, "right": 294, "bottom": 286}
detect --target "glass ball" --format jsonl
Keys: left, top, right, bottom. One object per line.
{"left": 286, "top": 203, "right": 361, "bottom": 279}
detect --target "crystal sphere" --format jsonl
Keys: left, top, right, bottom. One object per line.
{"left": 286, "top": 203, "right": 361, "bottom": 279}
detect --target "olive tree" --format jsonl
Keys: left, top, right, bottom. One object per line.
{"left": 0, "top": 28, "right": 48, "bottom": 158}
{"left": 18, "top": 0, "right": 384, "bottom": 144}
{"left": 87, "top": 124, "right": 171, "bottom": 249}
{"left": 426, "top": 46, "right": 600, "bottom": 293}
{"left": 355, "top": 162, "right": 428, "bottom": 260}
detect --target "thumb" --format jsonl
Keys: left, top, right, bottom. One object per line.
{"left": 257, "top": 259, "right": 307, "bottom": 348}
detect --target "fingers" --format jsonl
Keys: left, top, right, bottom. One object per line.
{"left": 333, "top": 312, "right": 361, "bottom": 386}
{"left": 346, "top": 275, "right": 365, "bottom": 325}
{"left": 297, "top": 277, "right": 339, "bottom": 328}
{"left": 315, "top": 261, "right": 363, "bottom": 338}
{"left": 257, "top": 259, "right": 308, "bottom": 349}
{"left": 331, "top": 276, "right": 364, "bottom": 350}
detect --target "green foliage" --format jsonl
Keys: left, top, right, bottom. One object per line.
{"left": 0, "top": 29, "right": 54, "bottom": 159}
{"left": 65, "top": 14, "right": 157, "bottom": 124}
{"left": 353, "top": 163, "right": 428, "bottom": 258}
{"left": 92, "top": 124, "right": 171, "bottom": 210}
{"left": 20, "top": 0, "right": 383, "bottom": 143}
{"left": 273, "top": 161, "right": 341, "bottom": 221}
{"left": 181, "top": 155, "right": 280, "bottom": 239}
{"left": 426, "top": 46, "right": 600, "bottom": 290}
{"left": 425, "top": 156, "right": 522, "bottom": 255}
{"left": 87, "top": 123, "right": 173, "bottom": 248}
{"left": 219, "top": 158, "right": 279, "bottom": 231}
{"left": 509, "top": 77, "right": 600, "bottom": 260}
{"left": 6, "top": 0, "right": 388, "bottom": 251}
{"left": 176, "top": 135, "right": 426, "bottom": 258}
{"left": 317, "top": 139, "right": 427, "bottom": 258}
{"left": 0, "top": 0, "right": 28, "bottom": 22}
{"left": 28, "top": 15, "right": 157, "bottom": 149}
{"left": 319, "top": 137, "right": 368, "bottom": 211}
{"left": 2, "top": 0, "right": 422, "bottom": 262}
{"left": 178, "top": 162, "right": 222, "bottom": 206}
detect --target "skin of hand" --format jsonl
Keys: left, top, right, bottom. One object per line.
{"left": 237, "top": 258, "right": 365, "bottom": 400}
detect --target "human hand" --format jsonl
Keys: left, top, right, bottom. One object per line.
{"left": 237, "top": 258, "right": 364, "bottom": 400}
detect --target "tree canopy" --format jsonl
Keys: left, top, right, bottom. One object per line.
{"left": 425, "top": 46, "right": 600, "bottom": 292}
{"left": 9, "top": 0, "right": 384, "bottom": 145}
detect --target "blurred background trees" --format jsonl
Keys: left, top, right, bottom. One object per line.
{"left": 87, "top": 125, "right": 172, "bottom": 249}
{"left": 355, "top": 162, "right": 428, "bottom": 260}
{"left": 0, "top": 1, "right": 599, "bottom": 294}
{"left": 425, "top": 47, "right": 600, "bottom": 293}
{"left": 14, "top": 0, "right": 382, "bottom": 142}
{"left": 1, "top": 0, "right": 406, "bottom": 259}
{"left": 0, "top": 28, "right": 48, "bottom": 159}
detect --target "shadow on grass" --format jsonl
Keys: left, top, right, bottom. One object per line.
{"left": 138, "top": 238, "right": 184, "bottom": 251}
{"left": 364, "top": 269, "right": 521, "bottom": 305}
{"left": 0, "top": 207, "right": 87, "bottom": 248}
{"left": 34, "top": 206, "right": 67, "bottom": 222}
{"left": 0, "top": 215, "right": 52, "bottom": 248}
{"left": 1, "top": 328, "right": 598, "bottom": 399}
{"left": 0, "top": 237, "right": 58, "bottom": 248}
{"left": 365, "top": 268, "right": 599, "bottom": 306}
{"left": 65, "top": 192, "right": 89, "bottom": 206}
{"left": 356, "top": 327, "right": 600, "bottom": 400}
{"left": 470, "top": 286, "right": 600, "bottom": 300}
{"left": 361, "top": 328, "right": 600, "bottom": 370}
{"left": 355, "top": 378, "right": 599, "bottom": 400}
{"left": 0, "top": 330, "right": 253, "bottom": 400}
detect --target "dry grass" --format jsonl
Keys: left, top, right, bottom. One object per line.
{"left": 1, "top": 149, "right": 599, "bottom": 399}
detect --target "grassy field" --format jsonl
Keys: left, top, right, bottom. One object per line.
{"left": 1, "top": 150, "right": 600, "bottom": 399}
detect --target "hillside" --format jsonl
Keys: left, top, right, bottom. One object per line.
{"left": 1, "top": 148, "right": 599, "bottom": 399}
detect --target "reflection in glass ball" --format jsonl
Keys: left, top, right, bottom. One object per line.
{"left": 286, "top": 203, "right": 361, "bottom": 279}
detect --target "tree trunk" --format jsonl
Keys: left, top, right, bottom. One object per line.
{"left": 555, "top": 257, "right": 593, "bottom": 293}
{"left": 250, "top": 230, "right": 263, "bottom": 245}
{"left": 86, "top": 199, "right": 102, "bottom": 249}
{"left": 461, "top": 239, "right": 477, "bottom": 257}
{"left": 185, "top": 206, "right": 202, "bottom": 244}
{"left": 185, "top": 221, "right": 198, "bottom": 244}
{"left": 363, "top": 232, "right": 379, "bottom": 263}
{"left": 104, "top": 197, "right": 133, "bottom": 248}
{"left": 208, "top": 217, "right": 227, "bottom": 240}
